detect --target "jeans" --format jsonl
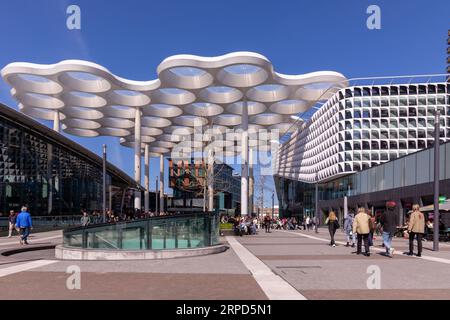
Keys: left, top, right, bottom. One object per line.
{"left": 382, "top": 231, "right": 393, "bottom": 253}
{"left": 346, "top": 231, "right": 356, "bottom": 244}
{"left": 368, "top": 231, "right": 374, "bottom": 246}
{"left": 20, "top": 227, "right": 30, "bottom": 242}
{"left": 409, "top": 232, "right": 423, "bottom": 255}
{"left": 357, "top": 233, "right": 370, "bottom": 254}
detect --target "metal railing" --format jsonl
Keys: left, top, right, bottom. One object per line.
{"left": 62, "top": 212, "right": 220, "bottom": 250}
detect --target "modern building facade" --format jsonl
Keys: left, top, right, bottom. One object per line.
{"left": 0, "top": 103, "right": 139, "bottom": 217}
{"left": 275, "top": 140, "right": 450, "bottom": 226}
{"left": 168, "top": 158, "right": 240, "bottom": 213}
{"left": 275, "top": 81, "right": 450, "bottom": 221}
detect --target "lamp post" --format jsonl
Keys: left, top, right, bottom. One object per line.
{"left": 272, "top": 190, "right": 275, "bottom": 219}
{"left": 315, "top": 171, "right": 319, "bottom": 226}
{"left": 102, "top": 144, "right": 107, "bottom": 223}
{"left": 433, "top": 112, "right": 440, "bottom": 252}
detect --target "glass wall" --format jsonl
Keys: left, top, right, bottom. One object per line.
{"left": 276, "top": 141, "right": 450, "bottom": 217}
{"left": 0, "top": 111, "right": 128, "bottom": 217}
{"left": 63, "top": 213, "right": 220, "bottom": 250}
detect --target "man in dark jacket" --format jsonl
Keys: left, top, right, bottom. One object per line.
{"left": 380, "top": 202, "right": 399, "bottom": 257}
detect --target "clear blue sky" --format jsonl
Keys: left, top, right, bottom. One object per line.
{"left": 0, "top": 0, "right": 449, "bottom": 206}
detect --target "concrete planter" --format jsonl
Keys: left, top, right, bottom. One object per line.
{"left": 55, "top": 244, "right": 227, "bottom": 261}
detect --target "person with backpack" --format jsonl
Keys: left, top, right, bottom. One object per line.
{"left": 326, "top": 211, "right": 339, "bottom": 247}
{"left": 353, "top": 207, "right": 371, "bottom": 256}
{"left": 407, "top": 204, "right": 425, "bottom": 257}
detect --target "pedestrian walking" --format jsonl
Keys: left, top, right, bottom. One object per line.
{"left": 80, "top": 210, "right": 91, "bottom": 227}
{"left": 8, "top": 210, "right": 18, "bottom": 238}
{"left": 344, "top": 212, "right": 356, "bottom": 247}
{"left": 407, "top": 204, "right": 425, "bottom": 257}
{"left": 15, "top": 206, "right": 33, "bottom": 245}
{"left": 353, "top": 207, "right": 371, "bottom": 256}
{"left": 380, "top": 201, "right": 399, "bottom": 257}
{"left": 314, "top": 215, "right": 320, "bottom": 233}
{"left": 325, "top": 211, "right": 339, "bottom": 247}
{"left": 263, "top": 215, "right": 271, "bottom": 233}
{"left": 306, "top": 216, "right": 311, "bottom": 231}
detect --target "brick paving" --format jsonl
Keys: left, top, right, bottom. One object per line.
{"left": 1, "top": 228, "right": 450, "bottom": 299}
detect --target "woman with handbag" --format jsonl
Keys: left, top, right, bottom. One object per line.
{"left": 325, "top": 211, "right": 339, "bottom": 247}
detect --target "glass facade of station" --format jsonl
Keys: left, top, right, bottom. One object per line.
{"left": 0, "top": 104, "right": 135, "bottom": 217}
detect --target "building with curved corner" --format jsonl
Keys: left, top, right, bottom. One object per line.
{"left": 0, "top": 102, "right": 140, "bottom": 218}
{"left": 275, "top": 79, "right": 450, "bottom": 221}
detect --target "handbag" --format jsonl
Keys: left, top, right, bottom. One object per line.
{"left": 334, "top": 220, "right": 340, "bottom": 229}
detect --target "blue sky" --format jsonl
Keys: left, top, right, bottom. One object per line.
{"left": 0, "top": 0, "right": 449, "bottom": 206}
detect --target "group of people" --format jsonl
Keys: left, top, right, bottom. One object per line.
{"left": 229, "top": 214, "right": 321, "bottom": 236}
{"left": 80, "top": 209, "right": 178, "bottom": 226}
{"left": 260, "top": 215, "right": 319, "bottom": 233}
{"left": 326, "top": 203, "right": 426, "bottom": 257}
{"left": 7, "top": 207, "right": 33, "bottom": 245}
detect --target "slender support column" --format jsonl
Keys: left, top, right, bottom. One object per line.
{"left": 433, "top": 112, "right": 440, "bottom": 251}
{"left": 134, "top": 108, "right": 141, "bottom": 210}
{"left": 144, "top": 144, "right": 149, "bottom": 213}
{"left": 102, "top": 144, "right": 107, "bottom": 222}
{"left": 208, "top": 148, "right": 214, "bottom": 212}
{"left": 315, "top": 172, "right": 319, "bottom": 223}
{"left": 271, "top": 191, "right": 275, "bottom": 219}
{"left": 53, "top": 111, "right": 60, "bottom": 132}
{"left": 159, "top": 154, "right": 164, "bottom": 214}
{"left": 241, "top": 97, "right": 249, "bottom": 216}
{"left": 249, "top": 147, "right": 254, "bottom": 215}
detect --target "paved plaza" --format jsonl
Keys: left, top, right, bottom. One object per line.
{"left": 1, "top": 228, "right": 450, "bottom": 300}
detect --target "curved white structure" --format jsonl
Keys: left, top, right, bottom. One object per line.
{"left": 1, "top": 52, "right": 347, "bottom": 152}
{"left": 1, "top": 52, "right": 347, "bottom": 214}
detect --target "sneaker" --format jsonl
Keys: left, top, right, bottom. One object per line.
{"left": 24, "top": 241, "right": 29, "bottom": 245}
{"left": 351, "top": 243, "right": 355, "bottom": 248}
{"left": 345, "top": 243, "right": 350, "bottom": 247}
{"left": 366, "top": 253, "right": 371, "bottom": 257}
{"left": 332, "top": 244, "right": 336, "bottom": 247}
{"left": 406, "top": 252, "right": 414, "bottom": 256}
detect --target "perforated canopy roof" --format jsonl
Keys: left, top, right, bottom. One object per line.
{"left": 1, "top": 52, "right": 347, "bottom": 156}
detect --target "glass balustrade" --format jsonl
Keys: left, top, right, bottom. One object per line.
{"left": 63, "top": 212, "right": 219, "bottom": 250}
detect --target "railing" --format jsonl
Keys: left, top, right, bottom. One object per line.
{"left": 0, "top": 215, "right": 83, "bottom": 231}
{"left": 62, "top": 212, "right": 220, "bottom": 250}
